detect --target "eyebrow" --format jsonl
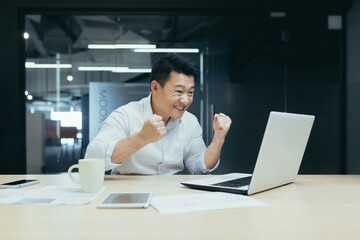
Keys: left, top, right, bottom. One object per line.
{"left": 175, "top": 84, "right": 195, "bottom": 89}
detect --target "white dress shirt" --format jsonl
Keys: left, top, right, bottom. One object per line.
{"left": 84, "top": 94, "right": 219, "bottom": 175}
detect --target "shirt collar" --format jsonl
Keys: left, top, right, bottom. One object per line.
{"left": 167, "top": 116, "right": 181, "bottom": 131}
{"left": 143, "top": 93, "right": 154, "bottom": 118}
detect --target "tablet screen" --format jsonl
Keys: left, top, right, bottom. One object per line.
{"left": 103, "top": 192, "right": 151, "bottom": 204}
{"left": 97, "top": 192, "right": 152, "bottom": 208}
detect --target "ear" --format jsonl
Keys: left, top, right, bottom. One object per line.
{"left": 151, "top": 80, "right": 160, "bottom": 95}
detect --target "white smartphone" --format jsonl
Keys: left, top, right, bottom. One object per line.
{"left": 0, "top": 179, "right": 40, "bottom": 189}
{"left": 97, "top": 192, "right": 152, "bottom": 209}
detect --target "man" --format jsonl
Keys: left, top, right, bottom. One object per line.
{"left": 85, "top": 54, "right": 231, "bottom": 174}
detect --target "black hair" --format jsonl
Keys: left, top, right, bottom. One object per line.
{"left": 150, "top": 54, "right": 199, "bottom": 87}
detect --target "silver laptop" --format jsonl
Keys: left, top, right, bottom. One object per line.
{"left": 181, "top": 111, "right": 315, "bottom": 195}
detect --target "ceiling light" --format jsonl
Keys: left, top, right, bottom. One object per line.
{"left": 88, "top": 44, "right": 156, "bottom": 49}
{"left": 112, "top": 68, "right": 152, "bottom": 73}
{"left": 134, "top": 48, "right": 199, "bottom": 53}
{"left": 78, "top": 66, "right": 129, "bottom": 71}
{"left": 27, "top": 95, "right": 33, "bottom": 100}
{"left": 67, "top": 75, "right": 73, "bottom": 81}
{"left": 25, "top": 91, "right": 28, "bottom": 96}
{"left": 25, "top": 62, "right": 72, "bottom": 68}
{"left": 328, "top": 15, "right": 342, "bottom": 30}
{"left": 270, "top": 12, "right": 286, "bottom": 18}
{"left": 23, "top": 32, "right": 29, "bottom": 39}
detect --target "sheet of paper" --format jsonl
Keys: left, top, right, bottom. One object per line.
{"left": 0, "top": 189, "right": 38, "bottom": 204}
{"left": 0, "top": 186, "right": 105, "bottom": 205}
{"left": 151, "top": 192, "right": 266, "bottom": 214}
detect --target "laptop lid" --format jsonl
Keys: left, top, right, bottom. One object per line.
{"left": 248, "top": 111, "right": 315, "bottom": 194}
{"left": 181, "top": 111, "right": 315, "bottom": 195}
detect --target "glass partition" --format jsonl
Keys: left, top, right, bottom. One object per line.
{"left": 25, "top": 12, "right": 344, "bottom": 174}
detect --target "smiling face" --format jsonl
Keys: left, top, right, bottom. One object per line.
{"left": 151, "top": 71, "right": 195, "bottom": 123}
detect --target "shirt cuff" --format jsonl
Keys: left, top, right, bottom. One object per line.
{"left": 199, "top": 152, "right": 220, "bottom": 174}
{"left": 102, "top": 140, "right": 122, "bottom": 171}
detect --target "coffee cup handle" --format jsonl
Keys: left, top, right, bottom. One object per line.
{"left": 68, "top": 164, "right": 80, "bottom": 185}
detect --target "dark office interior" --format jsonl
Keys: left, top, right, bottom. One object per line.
{"left": 1, "top": 0, "right": 359, "bottom": 175}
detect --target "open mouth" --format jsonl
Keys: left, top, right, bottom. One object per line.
{"left": 174, "top": 105, "right": 185, "bottom": 111}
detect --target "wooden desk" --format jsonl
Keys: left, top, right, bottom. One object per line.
{"left": 0, "top": 175, "right": 359, "bottom": 240}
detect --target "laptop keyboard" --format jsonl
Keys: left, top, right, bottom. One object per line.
{"left": 211, "top": 176, "right": 252, "bottom": 188}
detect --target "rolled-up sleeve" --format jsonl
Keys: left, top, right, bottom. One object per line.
{"left": 84, "top": 109, "right": 129, "bottom": 171}
{"left": 184, "top": 123, "right": 219, "bottom": 174}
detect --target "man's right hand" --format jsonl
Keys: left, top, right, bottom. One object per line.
{"left": 140, "top": 114, "right": 167, "bottom": 144}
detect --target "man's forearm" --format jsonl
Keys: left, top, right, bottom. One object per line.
{"left": 111, "top": 131, "right": 147, "bottom": 164}
{"left": 204, "top": 136, "right": 225, "bottom": 169}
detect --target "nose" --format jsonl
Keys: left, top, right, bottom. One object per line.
{"left": 180, "top": 95, "right": 191, "bottom": 105}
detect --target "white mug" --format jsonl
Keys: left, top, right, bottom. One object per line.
{"left": 68, "top": 158, "right": 105, "bottom": 192}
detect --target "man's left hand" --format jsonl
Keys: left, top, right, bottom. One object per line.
{"left": 213, "top": 113, "right": 232, "bottom": 140}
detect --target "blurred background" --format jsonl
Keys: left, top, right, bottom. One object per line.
{"left": 1, "top": 0, "right": 359, "bottom": 175}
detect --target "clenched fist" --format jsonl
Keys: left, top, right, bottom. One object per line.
{"left": 140, "top": 114, "right": 167, "bottom": 144}
{"left": 213, "top": 113, "right": 232, "bottom": 140}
